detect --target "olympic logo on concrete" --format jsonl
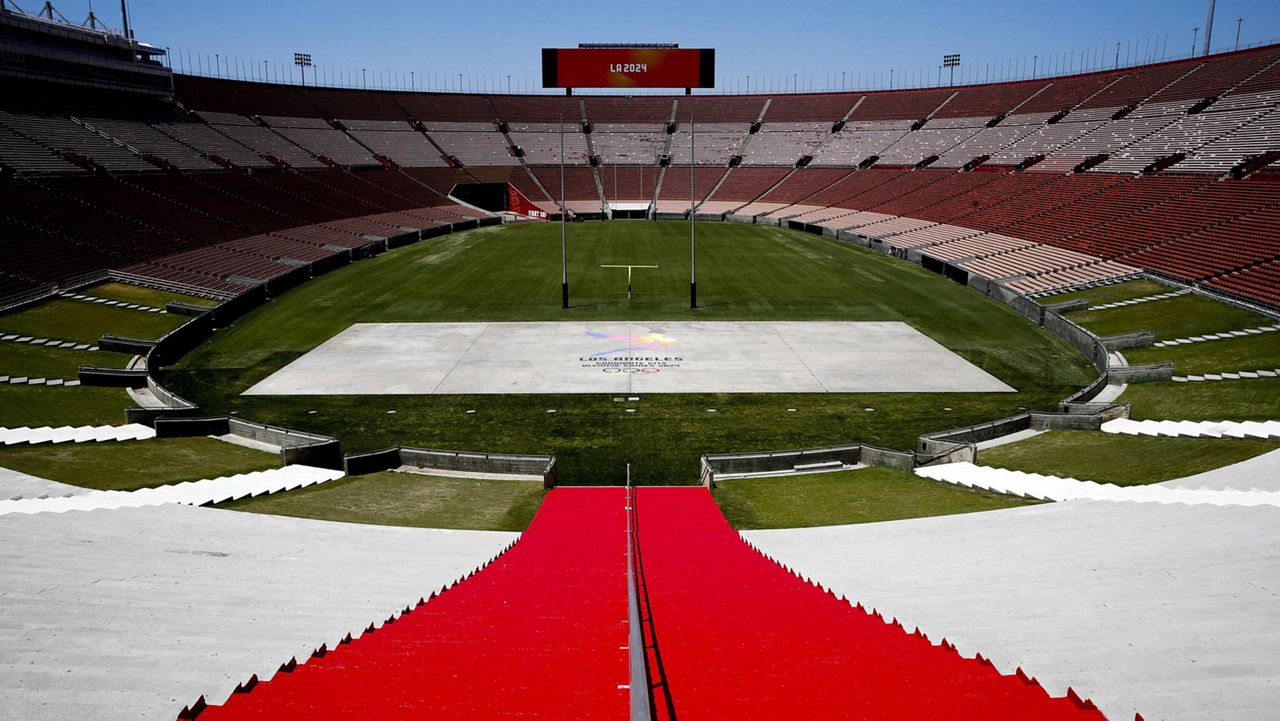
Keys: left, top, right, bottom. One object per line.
{"left": 601, "top": 367, "right": 662, "bottom": 374}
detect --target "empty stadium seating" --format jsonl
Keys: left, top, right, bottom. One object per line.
{"left": 4, "top": 43, "right": 1280, "bottom": 307}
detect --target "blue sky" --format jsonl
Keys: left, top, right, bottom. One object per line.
{"left": 27, "top": 0, "right": 1280, "bottom": 92}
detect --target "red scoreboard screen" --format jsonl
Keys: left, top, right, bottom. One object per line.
{"left": 542, "top": 47, "right": 715, "bottom": 89}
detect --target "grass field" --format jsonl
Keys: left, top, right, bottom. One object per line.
{"left": 1040, "top": 279, "right": 1172, "bottom": 306}
{"left": 0, "top": 299, "right": 187, "bottom": 344}
{"left": 0, "top": 384, "right": 129, "bottom": 426}
{"left": 1124, "top": 377, "right": 1280, "bottom": 421}
{"left": 0, "top": 342, "right": 133, "bottom": 379}
{"left": 1124, "top": 331, "right": 1280, "bottom": 375}
{"left": 165, "top": 222, "right": 1094, "bottom": 484}
{"left": 978, "top": 430, "right": 1279, "bottom": 485}
{"left": 83, "top": 282, "right": 218, "bottom": 308}
{"left": 1069, "top": 294, "right": 1269, "bottom": 340}
{"left": 218, "top": 471, "right": 544, "bottom": 531}
{"left": 712, "top": 466, "right": 1038, "bottom": 529}
{"left": 0, "top": 437, "right": 278, "bottom": 491}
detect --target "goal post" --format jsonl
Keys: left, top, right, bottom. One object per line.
{"left": 600, "top": 264, "right": 660, "bottom": 299}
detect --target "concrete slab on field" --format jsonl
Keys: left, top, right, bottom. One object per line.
{"left": 244, "top": 321, "right": 1014, "bottom": 396}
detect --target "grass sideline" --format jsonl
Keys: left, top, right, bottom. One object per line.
{"left": 1124, "top": 331, "right": 1280, "bottom": 375}
{"left": 1124, "top": 377, "right": 1280, "bottom": 421}
{"left": 712, "top": 466, "right": 1038, "bottom": 529}
{"left": 218, "top": 471, "right": 545, "bottom": 531}
{"left": 84, "top": 281, "right": 218, "bottom": 309}
{"left": 0, "top": 437, "right": 279, "bottom": 491}
{"left": 1040, "top": 279, "right": 1171, "bottom": 307}
{"left": 0, "top": 384, "right": 129, "bottom": 426}
{"left": 0, "top": 342, "right": 133, "bottom": 379}
{"left": 166, "top": 222, "right": 1094, "bottom": 485}
{"left": 1069, "top": 294, "right": 1268, "bottom": 340}
{"left": 0, "top": 299, "right": 187, "bottom": 344}
{"left": 978, "top": 430, "right": 1280, "bottom": 485}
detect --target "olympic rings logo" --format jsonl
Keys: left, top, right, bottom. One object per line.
{"left": 601, "top": 367, "right": 662, "bottom": 374}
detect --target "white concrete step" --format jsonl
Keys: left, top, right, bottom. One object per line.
{"left": 1101, "top": 418, "right": 1280, "bottom": 440}
{"left": 0, "top": 424, "right": 157, "bottom": 446}
{"left": 0, "top": 465, "right": 344, "bottom": 516}
{"left": 915, "top": 462, "right": 1280, "bottom": 507}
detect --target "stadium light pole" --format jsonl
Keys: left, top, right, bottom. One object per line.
{"left": 293, "top": 52, "right": 312, "bottom": 87}
{"left": 943, "top": 53, "right": 960, "bottom": 86}
{"left": 560, "top": 114, "right": 569, "bottom": 309}
{"left": 690, "top": 114, "right": 697, "bottom": 309}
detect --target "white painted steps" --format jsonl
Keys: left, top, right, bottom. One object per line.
{"left": 0, "top": 424, "right": 156, "bottom": 445}
{"left": 915, "top": 461, "right": 1280, "bottom": 507}
{"left": 1101, "top": 418, "right": 1280, "bottom": 439}
{"left": 0, "top": 465, "right": 343, "bottom": 516}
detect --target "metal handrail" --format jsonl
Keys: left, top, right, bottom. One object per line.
{"left": 625, "top": 465, "right": 654, "bottom": 721}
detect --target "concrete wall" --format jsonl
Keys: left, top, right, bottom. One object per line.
{"left": 700, "top": 445, "right": 863, "bottom": 486}
{"left": 1029, "top": 412, "right": 1105, "bottom": 431}
{"left": 919, "top": 413, "right": 1032, "bottom": 453}
{"left": 860, "top": 445, "right": 917, "bottom": 472}
{"left": 343, "top": 447, "right": 558, "bottom": 487}
{"left": 97, "top": 335, "right": 156, "bottom": 355}
{"left": 154, "top": 416, "right": 232, "bottom": 438}
{"left": 78, "top": 366, "right": 148, "bottom": 388}
{"left": 1109, "top": 362, "right": 1174, "bottom": 383}
{"left": 1100, "top": 331, "right": 1155, "bottom": 350}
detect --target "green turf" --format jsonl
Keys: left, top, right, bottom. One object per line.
{"left": 0, "top": 342, "right": 133, "bottom": 379}
{"left": 165, "top": 222, "right": 1095, "bottom": 485}
{"left": 1039, "top": 279, "right": 1172, "bottom": 307}
{"left": 1123, "top": 377, "right": 1280, "bottom": 421}
{"left": 1123, "top": 331, "right": 1280, "bottom": 375}
{"left": 1069, "top": 294, "right": 1269, "bottom": 340}
{"left": 0, "top": 299, "right": 188, "bottom": 344}
{"left": 217, "top": 471, "right": 545, "bottom": 531}
{"left": 0, "top": 437, "right": 279, "bottom": 491}
{"left": 0, "top": 384, "right": 129, "bottom": 426}
{"left": 82, "top": 281, "right": 218, "bottom": 308}
{"left": 712, "top": 466, "right": 1038, "bottom": 529}
{"left": 978, "top": 430, "right": 1280, "bottom": 485}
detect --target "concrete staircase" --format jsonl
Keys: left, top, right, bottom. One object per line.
{"left": 0, "top": 423, "right": 156, "bottom": 445}
{"left": 0, "top": 465, "right": 343, "bottom": 515}
{"left": 915, "top": 461, "right": 1280, "bottom": 507}
{"left": 1101, "top": 417, "right": 1280, "bottom": 439}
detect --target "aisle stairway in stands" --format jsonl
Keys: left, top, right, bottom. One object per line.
{"left": 197, "top": 486, "right": 1112, "bottom": 720}
{"left": 196, "top": 487, "right": 629, "bottom": 720}
{"left": 633, "top": 487, "right": 1108, "bottom": 721}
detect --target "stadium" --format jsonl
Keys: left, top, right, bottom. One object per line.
{"left": 1, "top": 0, "right": 1279, "bottom": 718}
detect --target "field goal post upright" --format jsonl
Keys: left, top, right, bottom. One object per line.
{"left": 601, "top": 264, "right": 660, "bottom": 299}
{"left": 690, "top": 112, "right": 697, "bottom": 309}
{"left": 560, "top": 113, "right": 569, "bottom": 309}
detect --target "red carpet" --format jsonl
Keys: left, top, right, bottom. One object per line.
{"left": 192, "top": 486, "right": 1114, "bottom": 719}
{"left": 633, "top": 486, "right": 1108, "bottom": 720}
{"left": 194, "top": 487, "right": 628, "bottom": 720}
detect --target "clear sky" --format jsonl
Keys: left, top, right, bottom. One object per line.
{"left": 24, "top": 0, "right": 1280, "bottom": 92}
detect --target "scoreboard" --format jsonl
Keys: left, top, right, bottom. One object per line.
{"left": 542, "top": 46, "right": 715, "bottom": 89}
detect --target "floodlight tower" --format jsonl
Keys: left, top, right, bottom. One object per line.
{"left": 294, "top": 52, "right": 312, "bottom": 86}
{"left": 943, "top": 53, "right": 960, "bottom": 85}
